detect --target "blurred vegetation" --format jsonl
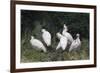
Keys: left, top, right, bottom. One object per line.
{"left": 21, "top": 10, "right": 89, "bottom": 63}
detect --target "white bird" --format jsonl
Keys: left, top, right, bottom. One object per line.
{"left": 69, "top": 33, "right": 81, "bottom": 52}
{"left": 63, "top": 24, "right": 68, "bottom": 31}
{"left": 30, "top": 36, "right": 47, "bottom": 52}
{"left": 41, "top": 29, "right": 51, "bottom": 46}
{"left": 56, "top": 32, "right": 68, "bottom": 51}
{"left": 62, "top": 24, "right": 73, "bottom": 45}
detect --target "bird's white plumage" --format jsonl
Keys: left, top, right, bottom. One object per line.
{"left": 56, "top": 32, "right": 68, "bottom": 50}
{"left": 56, "top": 43, "right": 60, "bottom": 50}
{"left": 42, "top": 29, "right": 51, "bottom": 46}
{"left": 56, "top": 32, "right": 62, "bottom": 40}
{"left": 69, "top": 34, "right": 81, "bottom": 52}
{"left": 30, "top": 36, "right": 47, "bottom": 52}
{"left": 62, "top": 24, "right": 73, "bottom": 44}
{"left": 64, "top": 24, "right": 68, "bottom": 31}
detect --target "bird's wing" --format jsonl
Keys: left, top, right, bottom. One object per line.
{"left": 63, "top": 32, "right": 73, "bottom": 43}
{"left": 42, "top": 32, "right": 51, "bottom": 46}
{"left": 34, "top": 39, "right": 47, "bottom": 52}
{"left": 69, "top": 40, "right": 77, "bottom": 52}
{"left": 67, "top": 33, "right": 73, "bottom": 42}
{"left": 42, "top": 33, "right": 47, "bottom": 43}
{"left": 30, "top": 39, "right": 47, "bottom": 52}
{"left": 60, "top": 37, "right": 68, "bottom": 50}
{"left": 56, "top": 42, "right": 61, "bottom": 50}
{"left": 76, "top": 38, "right": 81, "bottom": 49}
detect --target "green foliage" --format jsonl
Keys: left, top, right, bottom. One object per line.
{"left": 21, "top": 10, "right": 89, "bottom": 63}
{"left": 21, "top": 38, "right": 89, "bottom": 62}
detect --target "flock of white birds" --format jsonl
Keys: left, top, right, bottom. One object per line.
{"left": 30, "top": 24, "right": 81, "bottom": 53}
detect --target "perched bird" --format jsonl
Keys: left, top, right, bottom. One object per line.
{"left": 56, "top": 32, "right": 68, "bottom": 51}
{"left": 69, "top": 33, "right": 81, "bottom": 52}
{"left": 30, "top": 36, "right": 47, "bottom": 52}
{"left": 41, "top": 29, "right": 51, "bottom": 46}
{"left": 62, "top": 24, "right": 73, "bottom": 45}
{"left": 63, "top": 24, "right": 68, "bottom": 31}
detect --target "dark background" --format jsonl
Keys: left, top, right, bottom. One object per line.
{"left": 21, "top": 10, "right": 89, "bottom": 62}
{"left": 21, "top": 10, "right": 89, "bottom": 39}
